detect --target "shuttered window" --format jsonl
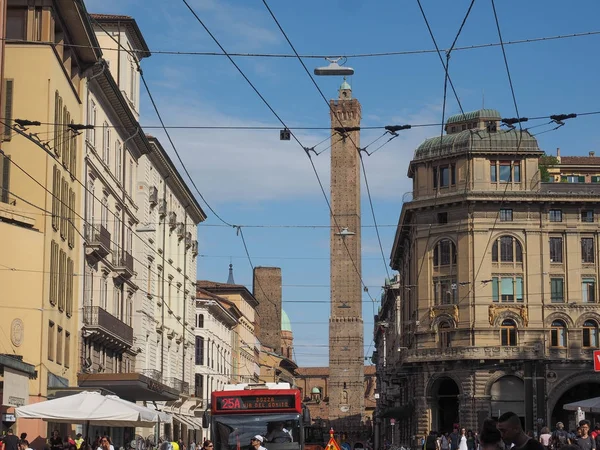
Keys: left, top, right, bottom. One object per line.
{"left": 3, "top": 80, "right": 13, "bottom": 141}
{"left": 0, "top": 154, "right": 10, "bottom": 203}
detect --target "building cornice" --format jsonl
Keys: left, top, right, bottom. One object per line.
{"left": 146, "top": 137, "right": 207, "bottom": 225}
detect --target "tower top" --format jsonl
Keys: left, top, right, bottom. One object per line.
{"left": 227, "top": 263, "right": 235, "bottom": 284}
{"left": 339, "top": 77, "right": 352, "bottom": 100}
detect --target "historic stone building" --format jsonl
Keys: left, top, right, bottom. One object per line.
{"left": 375, "top": 109, "right": 600, "bottom": 448}
{"left": 328, "top": 79, "right": 365, "bottom": 432}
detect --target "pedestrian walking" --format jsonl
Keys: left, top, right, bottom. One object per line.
{"left": 497, "top": 412, "right": 545, "bottom": 450}
{"left": 478, "top": 418, "right": 503, "bottom": 450}
{"left": 458, "top": 429, "right": 468, "bottom": 450}
{"left": 1, "top": 429, "right": 19, "bottom": 450}
{"left": 574, "top": 421, "right": 595, "bottom": 450}
{"left": 539, "top": 427, "right": 552, "bottom": 450}
{"left": 450, "top": 428, "right": 460, "bottom": 450}
{"left": 553, "top": 422, "right": 571, "bottom": 449}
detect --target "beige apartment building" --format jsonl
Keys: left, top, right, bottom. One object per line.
{"left": 198, "top": 274, "right": 260, "bottom": 384}
{"left": 0, "top": 0, "right": 101, "bottom": 438}
{"left": 375, "top": 109, "right": 600, "bottom": 447}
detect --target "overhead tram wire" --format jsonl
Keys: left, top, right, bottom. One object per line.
{"left": 90, "top": 17, "right": 234, "bottom": 229}
{"left": 261, "top": 0, "right": 391, "bottom": 282}
{"left": 2, "top": 30, "right": 599, "bottom": 58}
{"left": 8, "top": 109, "right": 600, "bottom": 133}
{"left": 460, "top": 0, "right": 526, "bottom": 307}
{"left": 92, "top": 18, "right": 286, "bottom": 311}
{"left": 181, "top": 0, "right": 376, "bottom": 302}
{"left": 412, "top": 0, "right": 473, "bottom": 295}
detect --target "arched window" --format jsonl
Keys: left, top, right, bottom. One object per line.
{"left": 583, "top": 320, "right": 599, "bottom": 348}
{"left": 492, "top": 236, "right": 523, "bottom": 262}
{"left": 550, "top": 320, "right": 567, "bottom": 347}
{"left": 500, "top": 319, "right": 517, "bottom": 346}
{"left": 433, "top": 239, "right": 457, "bottom": 267}
{"left": 439, "top": 321, "right": 452, "bottom": 349}
{"left": 341, "top": 390, "right": 348, "bottom": 404}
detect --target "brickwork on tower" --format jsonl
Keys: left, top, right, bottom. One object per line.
{"left": 253, "top": 267, "right": 283, "bottom": 352}
{"left": 328, "top": 82, "right": 365, "bottom": 429}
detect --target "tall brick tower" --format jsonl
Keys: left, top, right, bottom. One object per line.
{"left": 329, "top": 79, "right": 364, "bottom": 430}
{"left": 253, "top": 267, "right": 282, "bottom": 352}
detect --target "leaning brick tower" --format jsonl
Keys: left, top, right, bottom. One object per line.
{"left": 328, "top": 78, "right": 364, "bottom": 431}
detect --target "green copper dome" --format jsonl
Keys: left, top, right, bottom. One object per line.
{"left": 446, "top": 109, "right": 501, "bottom": 124}
{"left": 282, "top": 310, "right": 292, "bottom": 332}
{"left": 340, "top": 79, "right": 351, "bottom": 91}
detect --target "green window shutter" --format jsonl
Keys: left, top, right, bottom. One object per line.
{"left": 561, "top": 175, "right": 567, "bottom": 182}
{"left": 0, "top": 154, "right": 10, "bottom": 203}
{"left": 579, "top": 176, "right": 586, "bottom": 183}
{"left": 3, "top": 80, "right": 13, "bottom": 141}
{"left": 516, "top": 277, "right": 523, "bottom": 302}
{"left": 492, "top": 277, "right": 499, "bottom": 302}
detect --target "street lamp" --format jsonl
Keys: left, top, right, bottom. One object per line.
{"left": 314, "top": 57, "right": 354, "bottom": 76}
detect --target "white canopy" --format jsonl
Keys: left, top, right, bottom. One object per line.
{"left": 564, "top": 396, "right": 600, "bottom": 413}
{"left": 16, "top": 391, "right": 171, "bottom": 427}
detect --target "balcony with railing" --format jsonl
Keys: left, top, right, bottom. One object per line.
{"left": 164, "top": 377, "right": 185, "bottom": 393}
{"left": 142, "top": 369, "right": 162, "bottom": 382}
{"left": 85, "top": 223, "right": 111, "bottom": 259}
{"left": 83, "top": 306, "right": 133, "bottom": 350}
{"left": 113, "top": 250, "right": 134, "bottom": 279}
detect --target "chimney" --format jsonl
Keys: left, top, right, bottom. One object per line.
{"left": 590, "top": 151, "right": 596, "bottom": 157}
{"left": 556, "top": 148, "right": 560, "bottom": 157}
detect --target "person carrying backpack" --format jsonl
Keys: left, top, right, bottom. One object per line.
{"left": 552, "top": 422, "right": 571, "bottom": 449}
{"left": 441, "top": 433, "right": 450, "bottom": 450}
{"left": 426, "top": 432, "right": 439, "bottom": 450}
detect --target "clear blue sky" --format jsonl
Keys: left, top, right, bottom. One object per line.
{"left": 85, "top": 0, "right": 600, "bottom": 367}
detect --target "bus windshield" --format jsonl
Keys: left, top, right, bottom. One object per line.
{"left": 213, "top": 413, "right": 301, "bottom": 450}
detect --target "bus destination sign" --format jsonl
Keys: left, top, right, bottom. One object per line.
{"left": 216, "top": 395, "right": 296, "bottom": 411}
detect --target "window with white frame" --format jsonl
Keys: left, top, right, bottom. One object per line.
{"left": 550, "top": 320, "right": 567, "bottom": 347}
{"left": 583, "top": 320, "right": 599, "bottom": 348}
{"left": 103, "top": 123, "right": 110, "bottom": 166}
{"left": 115, "top": 140, "right": 122, "bottom": 182}
{"left": 583, "top": 278, "right": 596, "bottom": 303}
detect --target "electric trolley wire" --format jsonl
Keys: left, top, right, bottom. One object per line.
{"left": 181, "top": 0, "right": 376, "bottom": 303}
{"left": 3, "top": 29, "right": 599, "bottom": 58}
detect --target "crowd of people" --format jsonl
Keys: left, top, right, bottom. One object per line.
{"left": 417, "top": 413, "right": 600, "bottom": 450}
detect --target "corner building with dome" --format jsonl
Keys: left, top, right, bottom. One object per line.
{"left": 374, "top": 109, "right": 600, "bottom": 447}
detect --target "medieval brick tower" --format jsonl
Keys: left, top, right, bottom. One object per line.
{"left": 329, "top": 79, "right": 364, "bottom": 430}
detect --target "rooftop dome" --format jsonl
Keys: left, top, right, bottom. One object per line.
{"left": 413, "top": 128, "right": 541, "bottom": 162}
{"left": 311, "top": 387, "right": 321, "bottom": 394}
{"left": 340, "top": 78, "right": 351, "bottom": 91}
{"left": 446, "top": 108, "right": 501, "bottom": 125}
{"left": 282, "top": 310, "right": 292, "bottom": 332}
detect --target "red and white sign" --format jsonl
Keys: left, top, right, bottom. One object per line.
{"left": 390, "top": 419, "right": 396, "bottom": 426}
{"left": 594, "top": 350, "right": 600, "bottom": 371}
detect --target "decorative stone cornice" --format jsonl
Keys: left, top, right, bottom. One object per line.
{"left": 489, "top": 304, "right": 528, "bottom": 326}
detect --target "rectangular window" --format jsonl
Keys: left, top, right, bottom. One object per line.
{"left": 551, "top": 327, "right": 566, "bottom": 347}
{"left": 52, "top": 166, "right": 60, "bottom": 230}
{"left": 492, "top": 277, "right": 499, "bottom": 302}
{"left": 583, "top": 278, "right": 596, "bottom": 303}
{"left": 550, "top": 237, "right": 563, "bottom": 263}
{"left": 2, "top": 79, "right": 13, "bottom": 141}
{"left": 513, "top": 162, "right": 521, "bottom": 182}
{"left": 66, "top": 258, "right": 74, "bottom": 317}
{"left": 433, "top": 167, "right": 438, "bottom": 189}
{"left": 582, "top": 210, "right": 594, "bottom": 223}
{"left": 6, "top": 8, "right": 27, "bottom": 40}
{"left": 549, "top": 209, "right": 562, "bottom": 222}
{"left": 128, "top": 159, "right": 134, "bottom": 196}
{"left": 194, "top": 373, "right": 204, "bottom": 399}
{"left": 499, "top": 162, "right": 512, "bottom": 182}
{"left": 434, "top": 277, "right": 457, "bottom": 305}
{"left": 48, "top": 321, "right": 55, "bottom": 361}
{"left": 103, "top": 123, "right": 110, "bottom": 166}
{"left": 501, "top": 326, "right": 517, "bottom": 346}
{"left": 493, "top": 276, "right": 523, "bottom": 302}
{"left": 450, "top": 164, "right": 456, "bottom": 185}
{"left": 68, "top": 189, "right": 75, "bottom": 248}
{"left": 56, "top": 327, "right": 63, "bottom": 365}
{"left": 195, "top": 336, "right": 204, "bottom": 365}
{"left": 64, "top": 332, "right": 70, "bottom": 368}
{"left": 592, "top": 176, "right": 600, "bottom": 183}
{"left": 551, "top": 278, "right": 565, "bottom": 303}
{"left": 583, "top": 327, "right": 597, "bottom": 348}
{"left": 87, "top": 100, "right": 96, "bottom": 145}
{"left": 582, "top": 238, "right": 595, "bottom": 263}
{"left": 500, "top": 209, "right": 513, "bottom": 222}
{"left": 115, "top": 140, "right": 122, "bottom": 183}
{"left": 440, "top": 166, "right": 450, "bottom": 187}
{"left": 49, "top": 240, "right": 58, "bottom": 306}
{"left": 501, "top": 277, "right": 514, "bottom": 302}
{"left": 437, "top": 212, "right": 448, "bottom": 224}
{"left": 490, "top": 161, "right": 497, "bottom": 182}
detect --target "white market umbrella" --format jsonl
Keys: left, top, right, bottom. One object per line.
{"left": 16, "top": 391, "right": 171, "bottom": 427}
{"left": 564, "top": 396, "right": 600, "bottom": 413}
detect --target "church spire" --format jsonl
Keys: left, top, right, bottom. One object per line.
{"left": 227, "top": 263, "right": 235, "bottom": 284}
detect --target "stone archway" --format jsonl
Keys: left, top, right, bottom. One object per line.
{"left": 548, "top": 372, "right": 600, "bottom": 428}
{"left": 430, "top": 377, "right": 461, "bottom": 434}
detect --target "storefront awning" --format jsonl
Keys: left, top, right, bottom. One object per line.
{"left": 180, "top": 399, "right": 203, "bottom": 416}
{"left": 174, "top": 414, "right": 201, "bottom": 430}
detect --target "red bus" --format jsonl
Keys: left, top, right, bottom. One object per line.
{"left": 203, "top": 383, "right": 311, "bottom": 450}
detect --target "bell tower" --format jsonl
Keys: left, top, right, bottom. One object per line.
{"left": 328, "top": 78, "right": 364, "bottom": 429}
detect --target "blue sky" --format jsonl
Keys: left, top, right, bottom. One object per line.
{"left": 85, "top": 0, "right": 600, "bottom": 367}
